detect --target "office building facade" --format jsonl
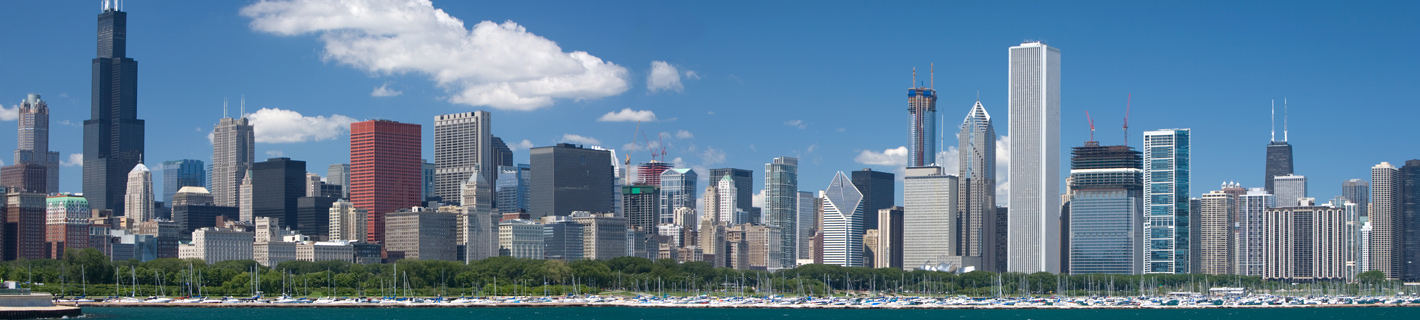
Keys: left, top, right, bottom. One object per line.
{"left": 85, "top": 5, "right": 145, "bottom": 217}
{"left": 821, "top": 171, "right": 865, "bottom": 267}
{"left": 252, "top": 157, "right": 305, "bottom": 228}
{"left": 1274, "top": 174, "right": 1308, "bottom": 208}
{"left": 1007, "top": 41, "right": 1061, "bottom": 273}
{"left": 350, "top": 120, "right": 422, "bottom": 244}
{"left": 764, "top": 157, "right": 797, "bottom": 268}
{"left": 957, "top": 100, "right": 997, "bottom": 264}
{"left": 13, "top": 94, "right": 60, "bottom": 194}
{"left": 530, "top": 144, "right": 613, "bottom": 219}
{"left": 1142, "top": 128, "right": 1190, "bottom": 273}
{"left": 211, "top": 115, "right": 254, "bottom": 207}
{"left": 709, "top": 168, "right": 753, "bottom": 214}
{"left": 851, "top": 169, "right": 894, "bottom": 231}
{"left": 434, "top": 112, "right": 493, "bottom": 204}
{"left": 660, "top": 168, "right": 697, "bottom": 225}
{"left": 160, "top": 160, "right": 206, "bottom": 206}
{"left": 1066, "top": 144, "right": 1143, "bottom": 275}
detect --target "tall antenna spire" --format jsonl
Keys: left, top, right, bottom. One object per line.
{"left": 930, "top": 63, "right": 934, "bottom": 90}
{"left": 240, "top": 95, "right": 246, "bottom": 118}
{"left": 223, "top": 97, "right": 229, "bottom": 118}
{"left": 912, "top": 67, "right": 917, "bottom": 88}
{"left": 1283, "top": 97, "right": 1288, "bottom": 142}
{"left": 1270, "top": 99, "right": 1275, "bottom": 142}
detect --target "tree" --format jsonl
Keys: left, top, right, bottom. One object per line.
{"left": 1356, "top": 270, "right": 1387, "bottom": 284}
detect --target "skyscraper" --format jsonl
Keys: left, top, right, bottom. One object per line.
{"left": 1143, "top": 128, "right": 1190, "bottom": 274}
{"left": 851, "top": 169, "right": 894, "bottom": 231}
{"left": 461, "top": 170, "right": 496, "bottom": 262}
{"left": 328, "top": 199, "right": 366, "bottom": 242}
{"left": 85, "top": 4, "right": 145, "bottom": 217}
{"left": 716, "top": 174, "right": 740, "bottom": 225}
{"left": 45, "top": 195, "right": 89, "bottom": 258}
{"left": 124, "top": 161, "right": 154, "bottom": 222}
{"left": 765, "top": 157, "right": 798, "bottom": 268}
{"left": 1398, "top": 160, "right": 1420, "bottom": 281}
{"left": 1236, "top": 187, "right": 1276, "bottom": 276}
{"left": 637, "top": 162, "right": 672, "bottom": 186}
{"left": 421, "top": 160, "right": 435, "bottom": 201}
{"left": 1261, "top": 204, "right": 1353, "bottom": 281}
{"left": 1199, "top": 188, "right": 1238, "bottom": 275}
{"left": 160, "top": 159, "right": 206, "bottom": 206}
{"left": 490, "top": 136, "right": 513, "bottom": 168}
{"left": 821, "top": 171, "right": 865, "bottom": 267}
{"left": 659, "top": 168, "right": 697, "bottom": 224}
{"left": 957, "top": 100, "right": 997, "bottom": 264}
{"left": 13, "top": 94, "right": 59, "bottom": 193}
{"left": 529, "top": 143, "right": 613, "bottom": 219}
{"left": 434, "top": 111, "right": 492, "bottom": 204}
{"left": 907, "top": 69, "right": 937, "bottom": 167}
{"left": 1066, "top": 143, "right": 1144, "bottom": 275}
{"left": 238, "top": 170, "right": 252, "bottom": 222}
{"left": 902, "top": 166, "right": 958, "bottom": 271}
{"left": 1370, "top": 162, "right": 1399, "bottom": 279}
{"left": 796, "top": 191, "right": 816, "bottom": 264}
{"left": 1264, "top": 100, "right": 1294, "bottom": 194}
{"left": 1274, "top": 174, "right": 1308, "bottom": 208}
{"left": 623, "top": 185, "right": 660, "bottom": 232}
{"left": 327, "top": 163, "right": 349, "bottom": 199}
{"left": 709, "top": 168, "right": 753, "bottom": 214}
{"left": 1342, "top": 179, "right": 1370, "bottom": 218}
{"left": 350, "top": 120, "right": 422, "bottom": 244}
{"left": 1007, "top": 41, "right": 1061, "bottom": 273}
{"left": 211, "top": 107, "right": 255, "bottom": 207}
{"left": 252, "top": 158, "right": 305, "bottom": 228}
{"left": 495, "top": 164, "right": 531, "bottom": 214}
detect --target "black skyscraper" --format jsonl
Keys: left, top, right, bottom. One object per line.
{"left": 84, "top": 6, "right": 144, "bottom": 216}
{"left": 1264, "top": 141, "right": 1293, "bottom": 194}
{"left": 252, "top": 158, "right": 306, "bottom": 228}
{"left": 852, "top": 168, "right": 894, "bottom": 230}
{"left": 1399, "top": 160, "right": 1420, "bottom": 281}
{"left": 710, "top": 168, "right": 753, "bottom": 214}
{"left": 529, "top": 144, "right": 613, "bottom": 219}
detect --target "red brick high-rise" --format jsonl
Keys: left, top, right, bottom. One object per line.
{"left": 350, "top": 120, "right": 422, "bottom": 245}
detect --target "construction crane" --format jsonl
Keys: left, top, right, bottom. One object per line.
{"left": 1123, "top": 94, "right": 1131, "bottom": 147}
{"left": 624, "top": 121, "right": 640, "bottom": 185}
{"left": 1086, "top": 110, "right": 1096, "bottom": 142}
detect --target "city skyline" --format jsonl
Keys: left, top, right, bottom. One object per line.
{"left": 0, "top": 1, "right": 1417, "bottom": 211}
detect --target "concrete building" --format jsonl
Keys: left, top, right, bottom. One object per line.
{"left": 570, "top": 211, "right": 628, "bottom": 260}
{"left": 384, "top": 209, "right": 458, "bottom": 261}
{"left": 1370, "top": 162, "right": 1400, "bottom": 279}
{"left": 699, "top": 185, "right": 726, "bottom": 266}
{"left": 327, "top": 199, "right": 365, "bottom": 242}
{"left": 461, "top": 172, "right": 497, "bottom": 262}
{"left": 821, "top": 172, "right": 865, "bottom": 267}
{"left": 179, "top": 227, "right": 254, "bottom": 264}
{"left": 498, "top": 219, "right": 544, "bottom": 259}
{"left": 296, "top": 241, "right": 356, "bottom": 263}
{"left": 6, "top": 189, "right": 46, "bottom": 260}
{"left": 1066, "top": 144, "right": 1144, "bottom": 275}
{"left": 1007, "top": 41, "right": 1062, "bottom": 273}
{"left": 1198, "top": 187, "right": 1238, "bottom": 275}
{"left": 902, "top": 166, "right": 958, "bottom": 270}
{"left": 1236, "top": 188, "right": 1276, "bottom": 276}
{"left": 709, "top": 168, "right": 753, "bottom": 215}
{"left": 434, "top": 111, "right": 493, "bottom": 204}
{"left": 238, "top": 170, "right": 253, "bottom": 222}
{"left": 0, "top": 164, "right": 47, "bottom": 194}
{"left": 1261, "top": 203, "right": 1353, "bottom": 281}
{"left": 1342, "top": 179, "right": 1369, "bottom": 218}
{"left": 1274, "top": 174, "right": 1308, "bottom": 208}
{"left": 11, "top": 94, "right": 60, "bottom": 194}
{"left": 350, "top": 120, "right": 423, "bottom": 244}
{"left": 124, "top": 162, "right": 154, "bottom": 222}
{"left": 45, "top": 195, "right": 90, "bottom": 258}
{"left": 530, "top": 144, "right": 614, "bottom": 219}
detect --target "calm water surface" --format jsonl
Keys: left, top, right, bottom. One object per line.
{"left": 81, "top": 306, "right": 1420, "bottom": 320}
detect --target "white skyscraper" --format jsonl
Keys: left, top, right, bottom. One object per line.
{"left": 327, "top": 199, "right": 366, "bottom": 242}
{"left": 1007, "top": 41, "right": 1061, "bottom": 273}
{"left": 1274, "top": 174, "right": 1308, "bottom": 208}
{"left": 124, "top": 161, "right": 154, "bottom": 222}
{"left": 902, "top": 166, "right": 958, "bottom": 270}
{"left": 434, "top": 111, "right": 493, "bottom": 204}
{"left": 1370, "top": 162, "right": 1399, "bottom": 278}
{"left": 238, "top": 170, "right": 253, "bottom": 222}
{"left": 211, "top": 103, "right": 255, "bottom": 207}
{"left": 717, "top": 174, "right": 739, "bottom": 225}
{"left": 461, "top": 171, "right": 496, "bottom": 263}
{"left": 821, "top": 171, "right": 864, "bottom": 267}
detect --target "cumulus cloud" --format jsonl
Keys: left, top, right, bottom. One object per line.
{"left": 0, "top": 105, "right": 17, "bottom": 121}
{"left": 61, "top": 153, "right": 83, "bottom": 167}
{"left": 241, "top": 0, "right": 629, "bottom": 110}
{"left": 647, "top": 61, "right": 685, "bottom": 93}
{"left": 509, "top": 139, "right": 534, "bottom": 151}
{"left": 684, "top": 70, "right": 700, "bottom": 80}
{"left": 996, "top": 135, "right": 1010, "bottom": 206}
{"left": 674, "top": 130, "right": 693, "bottom": 139}
{"left": 854, "top": 146, "right": 908, "bottom": 167}
{"left": 245, "top": 108, "right": 357, "bottom": 143}
{"left": 559, "top": 134, "right": 601, "bottom": 146}
{"left": 784, "top": 119, "right": 807, "bottom": 129}
{"left": 371, "top": 82, "right": 402, "bottom": 97}
{"left": 701, "top": 147, "right": 726, "bottom": 165}
{"left": 266, "top": 150, "right": 285, "bottom": 158}
{"left": 752, "top": 189, "right": 766, "bottom": 208}
{"left": 936, "top": 146, "right": 960, "bottom": 174}
{"left": 597, "top": 108, "right": 657, "bottom": 122}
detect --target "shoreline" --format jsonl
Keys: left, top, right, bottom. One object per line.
{"left": 73, "top": 301, "right": 1420, "bottom": 310}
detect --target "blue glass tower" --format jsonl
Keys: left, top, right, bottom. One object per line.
{"left": 1143, "top": 128, "right": 1191, "bottom": 273}
{"left": 160, "top": 159, "right": 206, "bottom": 205}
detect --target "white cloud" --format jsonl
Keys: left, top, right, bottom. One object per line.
{"left": 510, "top": 139, "right": 534, "bottom": 151}
{"left": 371, "top": 82, "right": 403, "bottom": 97}
{"left": 245, "top": 108, "right": 357, "bottom": 143}
{"left": 266, "top": 150, "right": 285, "bottom": 157}
{"left": 806, "top": 144, "right": 818, "bottom": 153}
{"left": 752, "top": 189, "right": 766, "bottom": 208}
{"left": 996, "top": 135, "right": 1010, "bottom": 207}
{"left": 559, "top": 134, "right": 601, "bottom": 146}
{"left": 674, "top": 130, "right": 693, "bottom": 139}
{"left": 701, "top": 147, "right": 726, "bottom": 165}
{"left": 241, "top": 0, "right": 629, "bottom": 110}
{"left": 670, "top": 157, "right": 688, "bottom": 168}
{"left": 61, "top": 153, "right": 83, "bottom": 167}
{"left": 784, "top": 119, "right": 807, "bottom": 129}
{"left": 854, "top": 146, "right": 908, "bottom": 167}
{"left": 597, "top": 108, "right": 657, "bottom": 122}
{"left": 936, "top": 146, "right": 961, "bottom": 174}
{"left": 684, "top": 70, "right": 700, "bottom": 80}
{"left": 647, "top": 61, "right": 684, "bottom": 93}
{"left": 0, "top": 105, "right": 17, "bottom": 121}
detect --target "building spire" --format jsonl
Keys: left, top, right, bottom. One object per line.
{"left": 1270, "top": 99, "right": 1275, "bottom": 142}
{"left": 912, "top": 67, "right": 917, "bottom": 88}
{"left": 240, "top": 95, "right": 246, "bottom": 118}
{"left": 1283, "top": 97, "right": 1288, "bottom": 142}
{"left": 223, "top": 97, "right": 228, "bottom": 118}
{"left": 930, "top": 63, "right": 935, "bottom": 90}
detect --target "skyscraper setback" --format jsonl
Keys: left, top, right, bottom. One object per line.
{"left": 211, "top": 104, "right": 255, "bottom": 207}
{"left": 957, "top": 100, "right": 996, "bottom": 264}
{"left": 1007, "top": 41, "right": 1061, "bottom": 273}
{"left": 85, "top": 5, "right": 145, "bottom": 217}
{"left": 907, "top": 68, "right": 937, "bottom": 167}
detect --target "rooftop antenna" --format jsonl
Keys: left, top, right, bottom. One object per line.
{"left": 240, "top": 95, "right": 246, "bottom": 117}
{"left": 1283, "top": 97, "right": 1288, "bottom": 142}
{"left": 1270, "top": 99, "right": 1275, "bottom": 142}
{"left": 930, "top": 63, "right": 935, "bottom": 90}
{"left": 1123, "top": 94, "right": 1131, "bottom": 147}
{"left": 223, "top": 98, "right": 229, "bottom": 118}
{"left": 912, "top": 67, "right": 917, "bottom": 88}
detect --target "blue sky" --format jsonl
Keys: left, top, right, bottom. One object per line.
{"left": 0, "top": 0, "right": 1416, "bottom": 206}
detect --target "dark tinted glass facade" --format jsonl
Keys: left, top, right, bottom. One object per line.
{"left": 84, "top": 8, "right": 144, "bottom": 216}
{"left": 710, "top": 168, "right": 753, "bottom": 214}
{"left": 252, "top": 157, "right": 306, "bottom": 228}
{"left": 852, "top": 169, "right": 895, "bottom": 230}
{"left": 529, "top": 144, "right": 612, "bottom": 219}
{"left": 297, "top": 196, "right": 339, "bottom": 240}
{"left": 160, "top": 159, "right": 206, "bottom": 205}
{"left": 1264, "top": 142, "right": 1293, "bottom": 194}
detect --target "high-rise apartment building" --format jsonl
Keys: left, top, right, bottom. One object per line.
{"left": 124, "top": 162, "right": 154, "bottom": 222}
{"left": 45, "top": 195, "right": 90, "bottom": 258}
{"left": 5, "top": 189, "right": 46, "bottom": 260}
{"left": 851, "top": 169, "right": 894, "bottom": 231}
{"left": 85, "top": 5, "right": 145, "bottom": 217}
{"left": 13, "top": 94, "right": 59, "bottom": 193}
{"left": 957, "top": 100, "right": 997, "bottom": 264}
{"left": 1236, "top": 188, "right": 1276, "bottom": 276}
{"left": 1007, "top": 41, "right": 1061, "bottom": 273}
{"left": 709, "top": 168, "right": 753, "bottom": 214}
{"left": 434, "top": 112, "right": 492, "bottom": 204}
{"left": 765, "top": 157, "right": 798, "bottom": 268}
{"left": 350, "top": 120, "right": 422, "bottom": 244}
{"left": 1066, "top": 143, "right": 1143, "bottom": 275}
{"left": 1370, "top": 162, "right": 1399, "bottom": 279}
{"left": 659, "top": 168, "right": 697, "bottom": 224}
{"left": 1198, "top": 188, "right": 1238, "bottom": 275}
{"left": 529, "top": 144, "right": 613, "bottom": 219}
{"left": 160, "top": 160, "right": 206, "bottom": 206}
{"left": 821, "top": 171, "right": 865, "bottom": 267}
{"left": 1143, "top": 128, "right": 1190, "bottom": 274}
{"left": 1273, "top": 174, "right": 1308, "bottom": 208}
{"left": 1261, "top": 205, "right": 1353, "bottom": 281}
{"left": 907, "top": 74, "right": 937, "bottom": 167}
{"left": 327, "top": 199, "right": 366, "bottom": 242}
{"left": 902, "top": 166, "right": 958, "bottom": 270}
{"left": 211, "top": 111, "right": 255, "bottom": 207}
